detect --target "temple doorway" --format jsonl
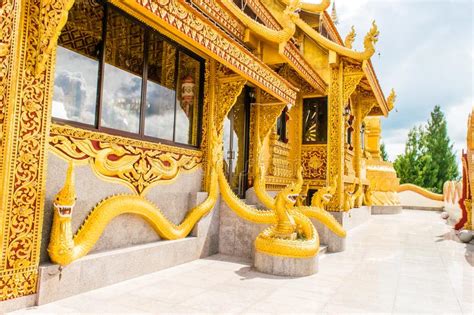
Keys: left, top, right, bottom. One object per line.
{"left": 223, "top": 86, "right": 254, "bottom": 198}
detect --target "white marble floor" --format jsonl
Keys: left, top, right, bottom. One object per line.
{"left": 9, "top": 210, "right": 473, "bottom": 314}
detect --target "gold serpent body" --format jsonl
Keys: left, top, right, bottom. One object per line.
{"left": 219, "top": 0, "right": 299, "bottom": 44}
{"left": 279, "top": 0, "right": 330, "bottom": 13}
{"left": 48, "top": 162, "right": 218, "bottom": 266}
{"left": 295, "top": 19, "right": 379, "bottom": 61}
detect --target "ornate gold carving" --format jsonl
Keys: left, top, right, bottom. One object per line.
{"left": 277, "top": 64, "right": 320, "bottom": 97}
{"left": 249, "top": 101, "right": 287, "bottom": 185}
{"left": 327, "top": 64, "right": 345, "bottom": 211}
{"left": 269, "top": 134, "right": 293, "bottom": 178}
{"left": 0, "top": 0, "right": 68, "bottom": 300}
{"left": 343, "top": 64, "right": 364, "bottom": 104}
{"left": 301, "top": 145, "right": 327, "bottom": 180}
{"left": 36, "top": 0, "right": 75, "bottom": 75}
{"left": 113, "top": 0, "right": 297, "bottom": 104}
{"left": 256, "top": 103, "right": 288, "bottom": 144}
{"left": 192, "top": 0, "right": 246, "bottom": 39}
{"left": 49, "top": 125, "right": 203, "bottom": 195}
{"left": 0, "top": 0, "right": 16, "bottom": 168}
{"left": 215, "top": 76, "right": 247, "bottom": 136}
{"left": 344, "top": 26, "right": 356, "bottom": 49}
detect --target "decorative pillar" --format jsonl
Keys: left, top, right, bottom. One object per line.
{"left": 327, "top": 61, "right": 364, "bottom": 211}
{"left": 364, "top": 117, "right": 382, "bottom": 160}
{"left": 326, "top": 63, "right": 345, "bottom": 211}
{"left": 352, "top": 97, "right": 362, "bottom": 179}
{"left": 0, "top": 0, "right": 73, "bottom": 300}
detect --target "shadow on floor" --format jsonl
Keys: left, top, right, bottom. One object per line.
{"left": 436, "top": 230, "right": 474, "bottom": 266}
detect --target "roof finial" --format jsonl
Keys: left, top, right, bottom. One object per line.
{"left": 331, "top": 1, "right": 339, "bottom": 25}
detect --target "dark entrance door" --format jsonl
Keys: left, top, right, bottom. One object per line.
{"left": 222, "top": 86, "right": 253, "bottom": 198}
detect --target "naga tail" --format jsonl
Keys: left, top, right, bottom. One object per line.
{"left": 298, "top": 206, "right": 346, "bottom": 238}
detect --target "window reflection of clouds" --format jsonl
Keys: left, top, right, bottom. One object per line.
{"left": 145, "top": 82, "right": 175, "bottom": 140}
{"left": 102, "top": 64, "right": 142, "bottom": 133}
{"left": 52, "top": 47, "right": 97, "bottom": 125}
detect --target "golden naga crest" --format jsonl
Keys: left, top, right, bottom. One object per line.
{"left": 344, "top": 26, "right": 356, "bottom": 49}
{"left": 54, "top": 161, "right": 77, "bottom": 217}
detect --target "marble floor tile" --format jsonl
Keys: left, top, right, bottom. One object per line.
{"left": 8, "top": 210, "right": 472, "bottom": 315}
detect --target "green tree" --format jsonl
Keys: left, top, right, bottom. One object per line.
{"left": 423, "top": 105, "right": 459, "bottom": 192}
{"left": 394, "top": 106, "right": 459, "bottom": 193}
{"left": 394, "top": 126, "right": 426, "bottom": 186}
{"left": 380, "top": 142, "right": 389, "bottom": 161}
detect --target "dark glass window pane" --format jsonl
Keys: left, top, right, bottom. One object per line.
{"left": 144, "top": 34, "right": 176, "bottom": 141}
{"left": 303, "top": 97, "right": 328, "bottom": 144}
{"left": 175, "top": 51, "right": 201, "bottom": 145}
{"left": 276, "top": 108, "right": 288, "bottom": 142}
{"left": 102, "top": 9, "right": 144, "bottom": 133}
{"left": 52, "top": 0, "right": 103, "bottom": 125}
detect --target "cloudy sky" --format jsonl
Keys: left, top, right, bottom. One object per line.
{"left": 333, "top": 0, "right": 473, "bottom": 167}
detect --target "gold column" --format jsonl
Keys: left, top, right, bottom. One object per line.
{"left": 352, "top": 96, "right": 362, "bottom": 179}
{"left": 0, "top": 0, "right": 73, "bottom": 300}
{"left": 327, "top": 60, "right": 364, "bottom": 211}
{"left": 326, "top": 63, "right": 345, "bottom": 211}
{"left": 364, "top": 117, "right": 382, "bottom": 160}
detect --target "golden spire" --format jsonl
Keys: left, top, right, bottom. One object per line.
{"left": 331, "top": 1, "right": 339, "bottom": 25}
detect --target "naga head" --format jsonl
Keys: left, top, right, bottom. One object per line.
{"left": 54, "top": 161, "right": 77, "bottom": 218}
{"left": 363, "top": 21, "right": 379, "bottom": 52}
{"left": 284, "top": 0, "right": 302, "bottom": 21}
{"left": 276, "top": 165, "right": 304, "bottom": 209}
{"left": 344, "top": 26, "right": 356, "bottom": 49}
{"left": 387, "top": 88, "right": 396, "bottom": 111}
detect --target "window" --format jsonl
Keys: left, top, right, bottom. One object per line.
{"left": 52, "top": 0, "right": 204, "bottom": 147}
{"left": 302, "top": 97, "right": 328, "bottom": 144}
{"left": 52, "top": 0, "right": 103, "bottom": 126}
{"left": 361, "top": 122, "right": 366, "bottom": 150}
{"left": 276, "top": 107, "right": 288, "bottom": 143}
{"left": 175, "top": 52, "right": 201, "bottom": 146}
{"left": 145, "top": 35, "right": 176, "bottom": 141}
{"left": 345, "top": 105, "right": 354, "bottom": 150}
{"left": 102, "top": 9, "right": 145, "bottom": 133}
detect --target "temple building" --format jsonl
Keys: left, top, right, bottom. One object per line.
{"left": 1, "top": 0, "right": 401, "bottom": 308}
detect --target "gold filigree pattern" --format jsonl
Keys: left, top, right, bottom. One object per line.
{"left": 36, "top": 0, "right": 75, "bottom": 75}
{"left": 301, "top": 145, "right": 327, "bottom": 180}
{"left": 0, "top": 0, "right": 66, "bottom": 300}
{"left": 277, "top": 64, "right": 319, "bottom": 97}
{"left": 0, "top": 0, "right": 17, "bottom": 173}
{"left": 268, "top": 133, "right": 293, "bottom": 178}
{"left": 192, "top": 0, "right": 246, "bottom": 39}
{"left": 49, "top": 125, "right": 203, "bottom": 195}
{"left": 343, "top": 64, "right": 364, "bottom": 104}
{"left": 215, "top": 77, "right": 247, "bottom": 135}
{"left": 327, "top": 64, "right": 345, "bottom": 211}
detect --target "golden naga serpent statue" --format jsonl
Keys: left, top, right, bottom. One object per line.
{"left": 222, "top": 0, "right": 379, "bottom": 61}
{"left": 48, "top": 132, "right": 222, "bottom": 266}
{"left": 220, "top": 133, "right": 346, "bottom": 258}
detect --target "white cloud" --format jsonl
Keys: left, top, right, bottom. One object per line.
{"left": 331, "top": 0, "right": 472, "bottom": 172}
